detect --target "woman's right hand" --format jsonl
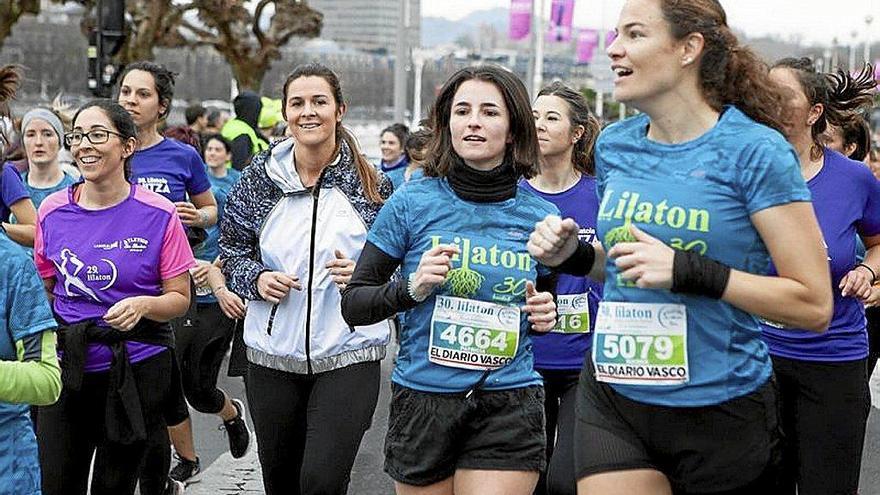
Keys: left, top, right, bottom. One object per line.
{"left": 257, "top": 271, "right": 302, "bottom": 304}
{"left": 410, "top": 244, "right": 460, "bottom": 301}
{"left": 528, "top": 215, "right": 580, "bottom": 267}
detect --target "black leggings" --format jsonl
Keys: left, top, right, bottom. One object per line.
{"left": 866, "top": 306, "right": 880, "bottom": 377}
{"left": 177, "top": 302, "right": 236, "bottom": 414}
{"left": 246, "top": 360, "right": 380, "bottom": 495}
{"left": 37, "top": 350, "right": 173, "bottom": 495}
{"left": 771, "top": 355, "right": 870, "bottom": 495}
{"left": 535, "top": 369, "right": 579, "bottom": 495}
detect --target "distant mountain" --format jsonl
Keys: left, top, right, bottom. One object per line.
{"left": 422, "top": 7, "right": 507, "bottom": 47}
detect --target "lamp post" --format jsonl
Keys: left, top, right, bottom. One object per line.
{"left": 866, "top": 15, "right": 874, "bottom": 65}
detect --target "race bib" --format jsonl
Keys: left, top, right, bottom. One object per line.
{"left": 429, "top": 296, "right": 520, "bottom": 370}
{"left": 553, "top": 293, "right": 591, "bottom": 333}
{"left": 592, "top": 302, "right": 688, "bottom": 385}
{"left": 195, "top": 285, "right": 213, "bottom": 297}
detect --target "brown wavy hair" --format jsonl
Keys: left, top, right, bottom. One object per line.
{"left": 660, "top": 0, "right": 787, "bottom": 134}
{"left": 424, "top": 65, "right": 540, "bottom": 179}
{"left": 537, "top": 81, "right": 601, "bottom": 176}
{"left": 281, "top": 63, "right": 384, "bottom": 203}
{"left": 773, "top": 58, "right": 877, "bottom": 160}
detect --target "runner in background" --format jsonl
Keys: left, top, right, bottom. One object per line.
{"left": 35, "top": 99, "right": 194, "bottom": 495}
{"left": 527, "top": 0, "right": 832, "bottom": 493}
{"left": 378, "top": 123, "right": 411, "bottom": 190}
{"left": 522, "top": 81, "right": 602, "bottom": 495}
{"left": 766, "top": 59, "right": 879, "bottom": 495}
{"left": 0, "top": 73, "right": 36, "bottom": 246}
{"left": 18, "top": 108, "right": 76, "bottom": 210}
{"left": 342, "top": 64, "right": 558, "bottom": 495}
{"left": 0, "top": 62, "right": 62, "bottom": 495}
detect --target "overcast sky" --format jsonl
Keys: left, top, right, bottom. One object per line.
{"left": 422, "top": 0, "right": 879, "bottom": 47}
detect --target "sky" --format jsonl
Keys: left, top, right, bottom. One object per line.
{"left": 421, "top": 0, "right": 880, "bottom": 47}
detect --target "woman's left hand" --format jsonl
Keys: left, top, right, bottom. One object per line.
{"left": 174, "top": 201, "right": 201, "bottom": 227}
{"left": 608, "top": 224, "right": 675, "bottom": 289}
{"left": 326, "top": 249, "right": 355, "bottom": 290}
{"left": 840, "top": 266, "right": 873, "bottom": 301}
{"left": 104, "top": 296, "right": 151, "bottom": 331}
{"left": 522, "top": 281, "right": 556, "bottom": 333}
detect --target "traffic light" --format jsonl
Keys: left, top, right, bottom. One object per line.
{"left": 88, "top": 0, "right": 126, "bottom": 97}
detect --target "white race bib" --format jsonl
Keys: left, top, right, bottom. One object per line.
{"left": 552, "top": 292, "right": 591, "bottom": 333}
{"left": 592, "top": 302, "right": 688, "bottom": 385}
{"left": 428, "top": 296, "right": 520, "bottom": 370}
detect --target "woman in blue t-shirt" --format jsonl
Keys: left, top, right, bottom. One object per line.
{"left": 342, "top": 65, "right": 558, "bottom": 495}
{"left": 528, "top": 1, "right": 833, "bottom": 494}
{"left": 765, "top": 58, "right": 879, "bottom": 495}
{"left": 521, "top": 81, "right": 602, "bottom": 495}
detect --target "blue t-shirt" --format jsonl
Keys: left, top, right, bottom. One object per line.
{"left": 194, "top": 168, "right": 241, "bottom": 304}
{"left": 130, "top": 138, "right": 212, "bottom": 203}
{"left": 368, "top": 177, "right": 558, "bottom": 393}
{"left": 595, "top": 106, "right": 811, "bottom": 407}
{"left": 519, "top": 175, "right": 603, "bottom": 370}
{"left": 0, "top": 234, "right": 57, "bottom": 493}
{"left": 761, "top": 149, "right": 880, "bottom": 361}
{"left": 0, "top": 164, "right": 30, "bottom": 222}
{"left": 380, "top": 156, "right": 409, "bottom": 191}
{"left": 21, "top": 170, "right": 77, "bottom": 210}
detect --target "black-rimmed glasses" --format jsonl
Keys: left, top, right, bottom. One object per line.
{"left": 63, "top": 129, "right": 125, "bottom": 147}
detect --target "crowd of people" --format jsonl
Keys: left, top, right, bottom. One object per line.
{"left": 1, "top": 0, "right": 880, "bottom": 494}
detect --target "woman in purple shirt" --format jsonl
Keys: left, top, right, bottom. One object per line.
{"left": 765, "top": 59, "right": 879, "bottom": 495}
{"left": 34, "top": 100, "right": 195, "bottom": 495}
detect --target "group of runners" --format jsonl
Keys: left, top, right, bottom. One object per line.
{"left": 1, "top": 0, "right": 879, "bottom": 494}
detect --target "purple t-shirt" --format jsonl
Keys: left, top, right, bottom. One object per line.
{"left": 519, "top": 175, "right": 604, "bottom": 370}
{"left": 35, "top": 184, "right": 196, "bottom": 371}
{"left": 130, "top": 138, "right": 211, "bottom": 203}
{"left": 761, "top": 149, "right": 880, "bottom": 361}
{"left": 0, "top": 163, "right": 31, "bottom": 221}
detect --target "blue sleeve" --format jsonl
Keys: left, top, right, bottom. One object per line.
{"left": 187, "top": 151, "right": 212, "bottom": 196}
{"left": 2, "top": 164, "right": 31, "bottom": 212}
{"left": 739, "top": 138, "right": 811, "bottom": 215}
{"left": 857, "top": 167, "right": 880, "bottom": 237}
{"left": 366, "top": 189, "right": 409, "bottom": 259}
{"left": 594, "top": 139, "right": 608, "bottom": 201}
{"left": 6, "top": 253, "right": 56, "bottom": 342}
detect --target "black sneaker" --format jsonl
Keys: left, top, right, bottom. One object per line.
{"left": 222, "top": 398, "right": 251, "bottom": 458}
{"left": 164, "top": 477, "right": 186, "bottom": 494}
{"left": 169, "top": 454, "right": 200, "bottom": 483}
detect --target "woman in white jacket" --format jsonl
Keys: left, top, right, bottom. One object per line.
{"left": 219, "top": 63, "right": 392, "bottom": 495}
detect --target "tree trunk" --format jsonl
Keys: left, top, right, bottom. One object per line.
{"left": 230, "top": 58, "right": 270, "bottom": 92}
{"left": 0, "top": 0, "right": 40, "bottom": 51}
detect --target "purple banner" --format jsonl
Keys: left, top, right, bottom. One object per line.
{"left": 546, "top": 0, "right": 575, "bottom": 43}
{"left": 509, "top": 0, "right": 533, "bottom": 41}
{"left": 577, "top": 28, "right": 600, "bottom": 64}
{"left": 606, "top": 30, "right": 617, "bottom": 48}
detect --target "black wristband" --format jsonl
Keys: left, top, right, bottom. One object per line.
{"left": 556, "top": 240, "right": 596, "bottom": 277}
{"left": 857, "top": 263, "right": 877, "bottom": 284}
{"left": 670, "top": 249, "right": 731, "bottom": 299}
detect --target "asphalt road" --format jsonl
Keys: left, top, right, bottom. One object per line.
{"left": 191, "top": 349, "right": 880, "bottom": 495}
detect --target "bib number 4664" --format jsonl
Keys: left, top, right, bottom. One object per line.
{"left": 439, "top": 324, "right": 508, "bottom": 352}
{"left": 602, "top": 334, "right": 674, "bottom": 361}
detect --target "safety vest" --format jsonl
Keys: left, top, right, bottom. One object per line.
{"left": 221, "top": 118, "right": 269, "bottom": 155}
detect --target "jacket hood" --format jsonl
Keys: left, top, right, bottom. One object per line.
{"left": 233, "top": 91, "right": 262, "bottom": 129}
{"left": 265, "top": 138, "right": 354, "bottom": 194}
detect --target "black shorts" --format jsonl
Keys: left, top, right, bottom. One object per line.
{"left": 384, "top": 384, "right": 546, "bottom": 486}
{"left": 575, "top": 357, "right": 782, "bottom": 494}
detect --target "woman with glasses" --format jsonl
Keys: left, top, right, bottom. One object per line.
{"left": 35, "top": 99, "right": 195, "bottom": 495}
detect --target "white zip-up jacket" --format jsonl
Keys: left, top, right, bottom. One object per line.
{"left": 220, "top": 138, "right": 393, "bottom": 374}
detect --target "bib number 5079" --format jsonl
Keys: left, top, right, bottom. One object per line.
{"left": 439, "top": 324, "right": 508, "bottom": 351}
{"left": 602, "top": 334, "right": 674, "bottom": 361}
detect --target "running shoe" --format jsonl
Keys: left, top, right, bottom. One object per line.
{"left": 164, "top": 477, "right": 186, "bottom": 494}
{"left": 221, "top": 398, "right": 251, "bottom": 458}
{"left": 169, "top": 454, "right": 200, "bottom": 483}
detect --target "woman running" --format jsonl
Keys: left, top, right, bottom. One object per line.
{"left": 765, "top": 59, "right": 879, "bottom": 495}
{"left": 341, "top": 64, "right": 558, "bottom": 495}
{"left": 0, "top": 62, "right": 62, "bottom": 495}
{"left": 522, "top": 81, "right": 602, "bottom": 495}
{"left": 528, "top": 1, "right": 832, "bottom": 493}
{"left": 0, "top": 73, "right": 36, "bottom": 246}
{"left": 220, "top": 63, "right": 392, "bottom": 495}
{"left": 19, "top": 108, "right": 77, "bottom": 210}
{"left": 379, "top": 123, "right": 411, "bottom": 189}
{"left": 35, "top": 99, "right": 194, "bottom": 495}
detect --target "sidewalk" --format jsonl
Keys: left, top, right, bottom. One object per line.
{"left": 186, "top": 445, "right": 263, "bottom": 494}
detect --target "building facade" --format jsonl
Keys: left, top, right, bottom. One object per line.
{"left": 309, "top": 0, "right": 420, "bottom": 52}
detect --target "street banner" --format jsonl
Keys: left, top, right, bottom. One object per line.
{"left": 546, "top": 0, "right": 576, "bottom": 42}
{"left": 510, "top": 0, "right": 533, "bottom": 41}
{"left": 577, "top": 28, "right": 600, "bottom": 63}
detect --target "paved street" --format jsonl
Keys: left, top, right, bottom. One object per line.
{"left": 185, "top": 347, "right": 880, "bottom": 494}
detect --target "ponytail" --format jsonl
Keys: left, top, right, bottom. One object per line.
{"left": 339, "top": 125, "right": 385, "bottom": 204}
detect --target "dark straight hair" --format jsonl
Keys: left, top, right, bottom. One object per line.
{"left": 117, "top": 61, "right": 178, "bottom": 120}
{"left": 537, "top": 81, "right": 601, "bottom": 176}
{"left": 424, "top": 64, "right": 540, "bottom": 179}
{"left": 281, "top": 63, "right": 384, "bottom": 203}
{"left": 72, "top": 99, "right": 138, "bottom": 179}
{"left": 773, "top": 58, "right": 876, "bottom": 160}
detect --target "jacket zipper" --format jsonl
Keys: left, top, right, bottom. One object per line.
{"left": 304, "top": 181, "right": 322, "bottom": 374}
{"left": 266, "top": 304, "right": 278, "bottom": 335}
